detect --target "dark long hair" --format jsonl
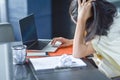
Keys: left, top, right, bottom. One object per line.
{"left": 69, "top": 0, "right": 117, "bottom": 41}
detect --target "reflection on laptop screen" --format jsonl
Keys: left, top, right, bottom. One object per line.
{"left": 19, "top": 14, "right": 38, "bottom": 43}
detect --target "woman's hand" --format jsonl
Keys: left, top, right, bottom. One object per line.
{"left": 77, "top": 0, "right": 93, "bottom": 23}
{"left": 51, "top": 37, "right": 73, "bottom": 48}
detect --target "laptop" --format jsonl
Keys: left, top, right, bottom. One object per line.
{"left": 19, "top": 14, "right": 61, "bottom": 52}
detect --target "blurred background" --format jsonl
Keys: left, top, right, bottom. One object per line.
{"left": 0, "top": 0, "right": 120, "bottom": 41}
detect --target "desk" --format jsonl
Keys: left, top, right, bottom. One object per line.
{"left": 14, "top": 59, "right": 120, "bottom": 80}
{"left": 3, "top": 42, "right": 119, "bottom": 80}
{"left": 13, "top": 63, "right": 36, "bottom": 80}
{"left": 13, "top": 59, "right": 120, "bottom": 80}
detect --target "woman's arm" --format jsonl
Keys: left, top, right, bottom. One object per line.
{"left": 73, "top": 0, "right": 95, "bottom": 58}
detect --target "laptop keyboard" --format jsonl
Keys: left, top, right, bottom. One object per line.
{"left": 27, "top": 41, "right": 50, "bottom": 50}
{"left": 26, "top": 40, "right": 61, "bottom": 52}
{"left": 38, "top": 41, "right": 50, "bottom": 49}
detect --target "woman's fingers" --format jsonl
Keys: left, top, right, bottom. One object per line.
{"left": 82, "top": 0, "right": 86, "bottom": 6}
{"left": 78, "top": 0, "right": 81, "bottom": 5}
{"left": 85, "top": 0, "right": 92, "bottom": 7}
{"left": 77, "top": 0, "right": 93, "bottom": 23}
{"left": 78, "top": 0, "right": 86, "bottom": 7}
{"left": 51, "top": 37, "right": 63, "bottom": 45}
{"left": 78, "top": 0, "right": 93, "bottom": 7}
{"left": 78, "top": 0, "right": 82, "bottom": 7}
{"left": 51, "top": 37, "right": 73, "bottom": 48}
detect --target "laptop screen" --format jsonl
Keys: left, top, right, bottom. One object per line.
{"left": 19, "top": 14, "right": 38, "bottom": 43}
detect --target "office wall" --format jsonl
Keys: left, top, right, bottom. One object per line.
{"left": 28, "top": 0, "right": 52, "bottom": 39}
{"left": 8, "top": 0, "right": 52, "bottom": 41}
{"left": 7, "top": 0, "right": 75, "bottom": 41}
{"left": 52, "top": 0, "right": 75, "bottom": 39}
{"left": 8, "top": 0, "right": 27, "bottom": 41}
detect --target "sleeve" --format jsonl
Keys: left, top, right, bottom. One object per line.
{"left": 91, "top": 34, "right": 120, "bottom": 70}
{"left": 91, "top": 15, "right": 120, "bottom": 78}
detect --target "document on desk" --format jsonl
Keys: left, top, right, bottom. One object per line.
{"left": 29, "top": 55, "right": 87, "bottom": 70}
{"left": 27, "top": 51, "right": 48, "bottom": 56}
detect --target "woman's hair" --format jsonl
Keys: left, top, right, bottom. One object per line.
{"left": 69, "top": 0, "right": 117, "bottom": 41}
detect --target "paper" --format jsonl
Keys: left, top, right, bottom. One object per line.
{"left": 29, "top": 55, "right": 87, "bottom": 70}
{"left": 27, "top": 52, "right": 47, "bottom": 56}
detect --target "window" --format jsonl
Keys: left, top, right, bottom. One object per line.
{"left": 0, "top": 0, "right": 7, "bottom": 22}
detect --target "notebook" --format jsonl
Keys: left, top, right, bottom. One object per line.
{"left": 28, "top": 57, "right": 111, "bottom": 80}
{"left": 19, "top": 14, "right": 61, "bottom": 52}
{"left": 29, "top": 55, "right": 87, "bottom": 71}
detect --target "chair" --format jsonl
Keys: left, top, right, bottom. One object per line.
{"left": 0, "top": 22, "right": 15, "bottom": 42}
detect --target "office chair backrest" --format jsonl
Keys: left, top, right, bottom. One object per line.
{"left": 0, "top": 23, "right": 15, "bottom": 42}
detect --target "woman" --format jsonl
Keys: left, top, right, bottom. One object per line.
{"left": 51, "top": 0, "right": 120, "bottom": 78}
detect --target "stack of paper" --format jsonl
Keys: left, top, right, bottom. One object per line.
{"left": 29, "top": 55, "right": 87, "bottom": 70}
